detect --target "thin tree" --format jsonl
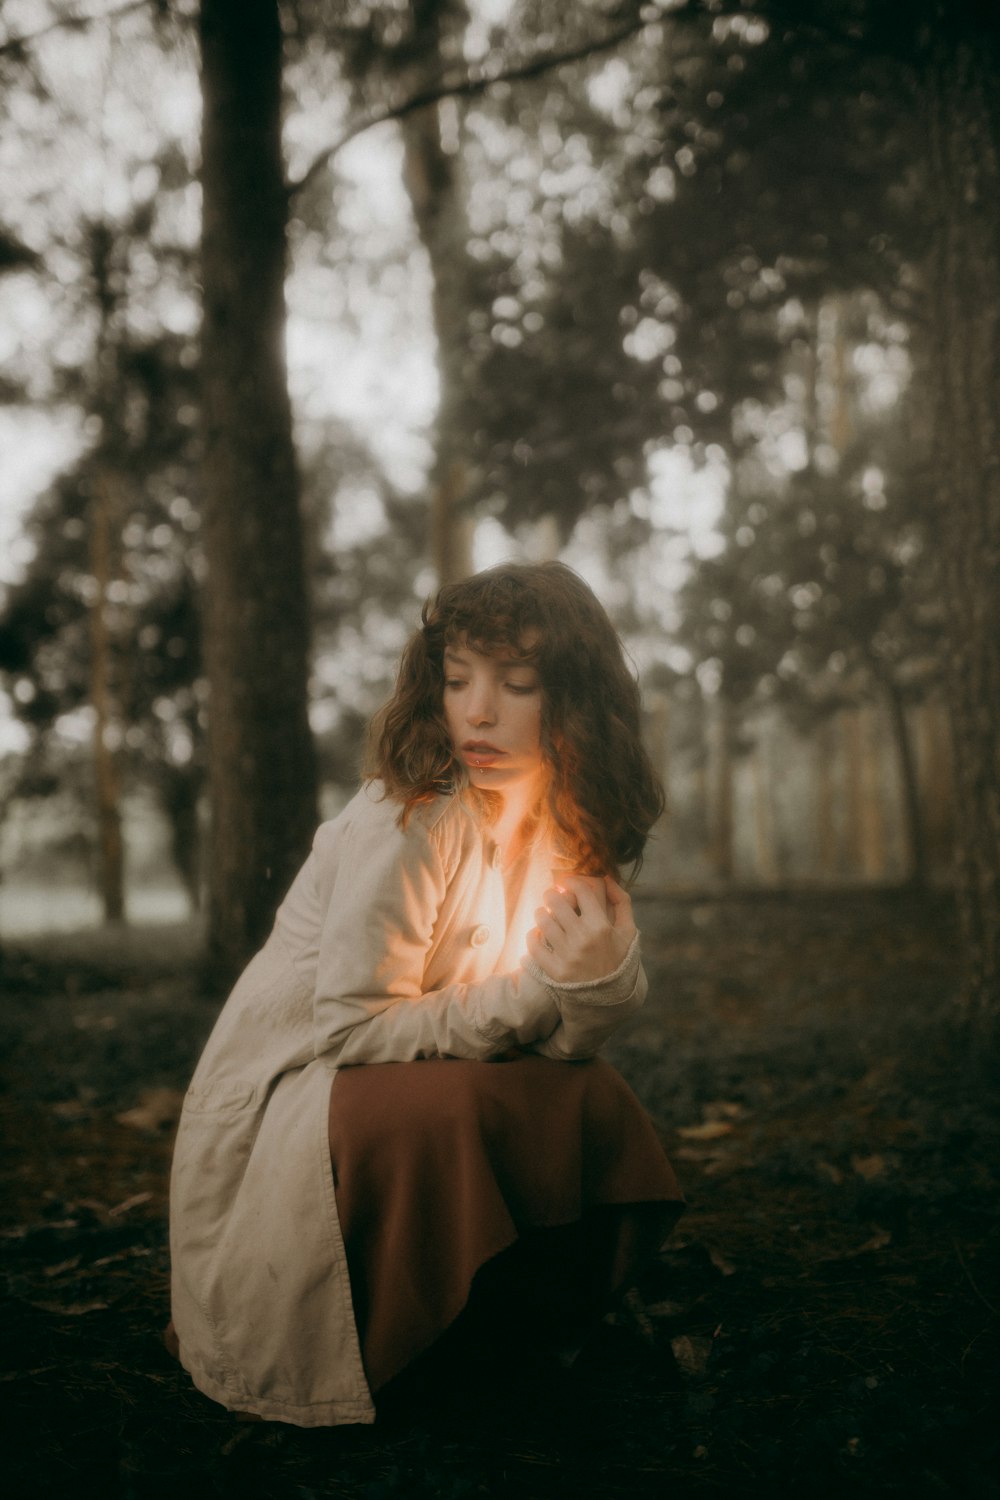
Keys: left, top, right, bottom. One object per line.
{"left": 921, "top": 3, "right": 1000, "bottom": 1022}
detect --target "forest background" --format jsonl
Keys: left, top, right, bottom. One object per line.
{"left": 0, "top": 4, "right": 998, "bottom": 1496}
{"left": 0, "top": 0, "right": 996, "bottom": 1011}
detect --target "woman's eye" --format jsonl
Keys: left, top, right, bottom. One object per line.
{"left": 505, "top": 682, "right": 537, "bottom": 695}
{"left": 444, "top": 679, "right": 466, "bottom": 690}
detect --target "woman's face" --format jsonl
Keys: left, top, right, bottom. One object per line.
{"left": 442, "top": 639, "right": 545, "bottom": 799}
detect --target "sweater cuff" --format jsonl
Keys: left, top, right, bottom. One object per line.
{"left": 521, "top": 933, "right": 642, "bottom": 1007}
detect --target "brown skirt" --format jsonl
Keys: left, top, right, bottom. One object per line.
{"left": 328, "top": 1054, "right": 684, "bottom": 1392}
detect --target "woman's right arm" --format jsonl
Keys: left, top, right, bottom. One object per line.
{"left": 523, "top": 876, "right": 648, "bottom": 1060}
{"left": 311, "top": 810, "right": 560, "bottom": 1066}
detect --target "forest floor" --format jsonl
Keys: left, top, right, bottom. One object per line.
{"left": 1, "top": 890, "right": 997, "bottom": 1499}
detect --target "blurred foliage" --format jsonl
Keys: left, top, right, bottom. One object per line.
{"left": 0, "top": 317, "right": 204, "bottom": 896}
{"left": 674, "top": 363, "right": 941, "bottom": 723}
{"left": 0, "top": 0, "right": 964, "bottom": 897}
{"left": 622, "top": 1, "right": 944, "bottom": 736}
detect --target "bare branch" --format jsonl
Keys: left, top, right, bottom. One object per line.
{"left": 0, "top": 0, "right": 155, "bottom": 59}
{"left": 289, "top": 13, "right": 654, "bottom": 201}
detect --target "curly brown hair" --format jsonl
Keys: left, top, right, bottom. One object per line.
{"left": 366, "top": 561, "right": 665, "bottom": 879}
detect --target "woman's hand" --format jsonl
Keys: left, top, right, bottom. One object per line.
{"left": 526, "top": 875, "right": 636, "bottom": 985}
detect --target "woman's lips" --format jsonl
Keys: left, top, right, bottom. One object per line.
{"left": 463, "top": 741, "right": 505, "bottom": 767}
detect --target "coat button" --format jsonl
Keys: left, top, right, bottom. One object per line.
{"left": 470, "top": 924, "right": 490, "bottom": 947}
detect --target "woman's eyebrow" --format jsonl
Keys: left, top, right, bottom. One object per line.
{"left": 443, "top": 648, "right": 536, "bottom": 670}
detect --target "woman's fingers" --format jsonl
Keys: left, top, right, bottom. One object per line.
{"left": 603, "top": 876, "right": 636, "bottom": 936}
{"left": 559, "top": 876, "right": 609, "bottom": 921}
{"left": 536, "top": 881, "right": 613, "bottom": 950}
{"left": 531, "top": 877, "right": 636, "bottom": 981}
{"left": 538, "top": 889, "right": 580, "bottom": 931}
{"left": 533, "top": 906, "right": 565, "bottom": 951}
{"left": 531, "top": 893, "right": 588, "bottom": 976}
{"left": 526, "top": 927, "right": 552, "bottom": 961}
{"left": 544, "top": 878, "right": 617, "bottom": 936}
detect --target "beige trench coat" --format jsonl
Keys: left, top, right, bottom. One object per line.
{"left": 169, "top": 783, "right": 647, "bottom": 1427}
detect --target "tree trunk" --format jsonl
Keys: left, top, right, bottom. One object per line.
{"left": 402, "top": 102, "right": 475, "bottom": 584}
{"left": 829, "top": 295, "right": 852, "bottom": 460}
{"left": 87, "top": 226, "right": 126, "bottom": 924}
{"left": 802, "top": 300, "right": 821, "bottom": 465}
{"left": 199, "top": 0, "right": 318, "bottom": 989}
{"left": 923, "top": 14, "right": 1000, "bottom": 1020}
{"left": 397, "top": 8, "right": 476, "bottom": 585}
{"left": 89, "top": 467, "right": 125, "bottom": 923}
{"left": 692, "top": 692, "right": 711, "bottom": 876}
{"left": 916, "top": 697, "right": 955, "bottom": 873}
{"left": 709, "top": 694, "right": 735, "bottom": 883}
{"left": 879, "top": 672, "right": 927, "bottom": 887}
{"left": 752, "top": 713, "right": 785, "bottom": 884}
{"left": 843, "top": 707, "right": 864, "bottom": 881}
{"left": 858, "top": 704, "right": 886, "bottom": 881}
{"left": 159, "top": 762, "right": 203, "bottom": 916}
{"left": 814, "top": 715, "right": 837, "bottom": 881}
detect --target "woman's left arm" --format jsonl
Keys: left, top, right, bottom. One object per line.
{"left": 523, "top": 876, "right": 648, "bottom": 1060}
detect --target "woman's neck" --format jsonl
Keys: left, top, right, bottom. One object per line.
{"left": 492, "top": 785, "right": 540, "bottom": 867}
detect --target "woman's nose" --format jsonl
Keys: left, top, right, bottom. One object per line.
{"left": 467, "top": 685, "right": 497, "bottom": 725}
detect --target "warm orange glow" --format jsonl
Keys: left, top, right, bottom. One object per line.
{"left": 507, "top": 909, "right": 538, "bottom": 962}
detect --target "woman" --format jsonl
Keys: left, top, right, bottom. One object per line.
{"left": 168, "top": 561, "right": 683, "bottom": 1426}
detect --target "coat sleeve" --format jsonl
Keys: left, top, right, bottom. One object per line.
{"left": 523, "top": 935, "right": 648, "bottom": 1061}
{"left": 311, "top": 808, "right": 560, "bottom": 1065}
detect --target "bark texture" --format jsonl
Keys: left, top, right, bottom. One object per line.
{"left": 923, "top": 11, "right": 1000, "bottom": 1019}
{"left": 89, "top": 467, "right": 125, "bottom": 923}
{"left": 199, "top": 0, "right": 317, "bottom": 988}
{"left": 881, "top": 674, "right": 926, "bottom": 887}
{"left": 396, "top": 3, "right": 476, "bottom": 585}
{"left": 709, "top": 694, "right": 735, "bottom": 883}
{"left": 88, "top": 226, "right": 126, "bottom": 925}
{"left": 402, "top": 102, "right": 476, "bottom": 584}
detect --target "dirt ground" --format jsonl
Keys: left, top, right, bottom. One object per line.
{"left": 1, "top": 890, "right": 997, "bottom": 1498}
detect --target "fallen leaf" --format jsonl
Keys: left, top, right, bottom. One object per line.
{"left": 75, "top": 1198, "right": 112, "bottom": 1218}
{"left": 619, "top": 1287, "right": 656, "bottom": 1346}
{"left": 821, "top": 1227, "right": 892, "bottom": 1261}
{"left": 92, "top": 1246, "right": 152, "bottom": 1267}
{"left": 677, "top": 1120, "right": 734, "bottom": 1141}
{"left": 671, "top": 1334, "right": 713, "bottom": 1377}
{"left": 703, "top": 1154, "right": 743, "bottom": 1177}
{"left": 856, "top": 1228, "right": 892, "bottom": 1253}
{"left": 645, "top": 1300, "right": 685, "bottom": 1319}
{"left": 108, "top": 1191, "right": 153, "bottom": 1218}
{"left": 851, "top": 1153, "right": 887, "bottom": 1180}
{"left": 51, "top": 1100, "right": 89, "bottom": 1121}
{"left": 116, "top": 1088, "right": 184, "bottom": 1133}
{"left": 708, "top": 1247, "right": 737, "bottom": 1277}
{"left": 29, "top": 1299, "right": 109, "bottom": 1316}
{"left": 703, "top": 1100, "right": 748, "bottom": 1122}
{"left": 72, "top": 1013, "right": 117, "bottom": 1032}
{"left": 43, "top": 1258, "right": 81, "bottom": 1278}
{"left": 818, "top": 1161, "right": 845, "bottom": 1185}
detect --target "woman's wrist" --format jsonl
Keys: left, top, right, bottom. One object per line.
{"left": 522, "top": 933, "right": 641, "bottom": 1004}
